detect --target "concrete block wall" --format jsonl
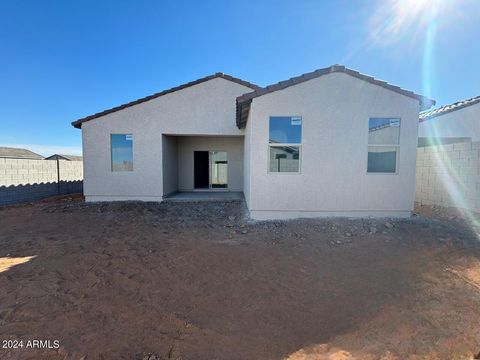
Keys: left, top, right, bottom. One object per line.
{"left": 415, "top": 141, "right": 480, "bottom": 213}
{"left": 58, "top": 160, "right": 84, "bottom": 182}
{"left": 0, "top": 158, "right": 83, "bottom": 205}
{"left": 0, "top": 158, "right": 57, "bottom": 186}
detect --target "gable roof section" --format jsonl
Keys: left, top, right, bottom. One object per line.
{"left": 236, "top": 64, "right": 435, "bottom": 128}
{"left": 419, "top": 95, "right": 480, "bottom": 122}
{"left": 45, "top": 154, "right": 83, "bottom": 161}
{"left": 0, "top": 147, "right": 43, "bottom": 160}
{"left": 72, "top": 73, "right": 260, "bottom": 129}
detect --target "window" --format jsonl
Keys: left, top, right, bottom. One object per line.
{"left": 111, "top": 134, "right": 133, "bottom": 171}
{"left": 367, "top": 118, "right": 400, "bottom": 173}
{"left": 269, "top": 116, "right": 302, "bottom": 172}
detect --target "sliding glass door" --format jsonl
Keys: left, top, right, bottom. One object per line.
{"left": 194, "top": 151, "right": 228, "bottom": 189}
{"left": 210, "top": 151, "right": 228, "bottom": 189}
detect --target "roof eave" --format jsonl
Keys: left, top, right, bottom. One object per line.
{"left": 419, "top": 98, "right": 436, "bottom": 112}
{"left": 236, "top": 99, "right": 252, "bottom": 129}
{"left": 72, "top": 73, "right": 260, "bottom": 129}
{"left": 420, "top": 95, "right": 480, "bottom": 122}
{"left": 235, "top": 65, "right": 435, "bottom": 126}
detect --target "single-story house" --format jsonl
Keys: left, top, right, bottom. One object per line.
{"left": 72, "top": 65, "right": 435, "bottom": 219}
{"left": 419, "top": 95, "right": 479, "bottom": 145}
{"left": 0, "top": 146, "right": 43, "bottom": 160}
{"left": 45, "top": 154, "right": 83, "bottom": 161}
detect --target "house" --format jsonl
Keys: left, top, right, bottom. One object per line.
{"left": 72, "top": 65, "right": 434, "bottom": 220}
{"left": 419, "top": 95, "right": 480, "bottom": 145}
{"left": 45, "top": 154, "right": 83, "bottom": 161}
{"left": 0, "top": 146, "right": 43, "bottom": 160}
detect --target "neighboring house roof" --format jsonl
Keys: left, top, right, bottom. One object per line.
{"left": 236, "top": 64, "right": 436, "bottom": 128}
{"left": 45, "top": 154, "right": 83, "bottom": 161}
{"left": 0, "top": 146, "right": 43, "bottom": 160}
{"left": 419, "top": 95, "right": 480, "bottom": 122}
{"left": 72, "top": 73, "right": 260, "bottom": 129}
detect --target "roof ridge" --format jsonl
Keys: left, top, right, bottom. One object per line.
{"left": 72, "top": 72, "right": 260, "bottom": 128}
{"left": 237, "top": 64, "right": 432, "bottom": 106}
{"left": 236, "top": 64, "right": 435, "bottom": 128}
{"left": 419, "top": 95, "right": 480, "bottom": 121}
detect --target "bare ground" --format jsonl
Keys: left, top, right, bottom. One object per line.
{"left": 0, "top": 196, "right": 480, "bottom": 360}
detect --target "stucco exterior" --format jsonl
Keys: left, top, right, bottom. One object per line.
{"left": 176, "top": 136, "right": 243, "bottom": 192}
{"left": 81, "top": 77, "right": 252, "bottom": 201}
{"left": 162, "top": 135, "right": 178, "bottom": 196}
{"left": 243, "top": 72, "right": 421, "bottom": 219}
{"left": 419, "top": 102, "right": 480, "bottom": 141}
{"left": 76, "top": 67, "right": 428, "bottom": 220}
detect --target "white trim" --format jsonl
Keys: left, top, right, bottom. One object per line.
{"left": 366, "top": 117, "right": 401, "bottom": 175}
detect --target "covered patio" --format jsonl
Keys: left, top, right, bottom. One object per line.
{"left": 162, "top": 134, "right": 244, "bottom": 196}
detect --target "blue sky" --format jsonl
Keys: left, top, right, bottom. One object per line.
{"left": 0, "top": 0, "right": 478, "bottom": 156}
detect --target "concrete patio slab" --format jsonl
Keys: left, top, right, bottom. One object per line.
{"left": 164, "top": 191, "right": 244, "bottom": 202}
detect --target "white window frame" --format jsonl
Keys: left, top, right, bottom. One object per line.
{"left": 267, "top": 116, "right": 303, "bottom": 174}
{"left": 366, "top": 118, "right": 401, "bottom": 175}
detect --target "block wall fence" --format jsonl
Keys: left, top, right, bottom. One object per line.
{"left": 415, "top": 141, "right": 480, "bottom": 213}
{"left": 0, "top": 158, "right": 83, "bottom": 205}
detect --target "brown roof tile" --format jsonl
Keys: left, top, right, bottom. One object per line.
{"left": 236, "top": 65, "right": 435, "bottom": 128}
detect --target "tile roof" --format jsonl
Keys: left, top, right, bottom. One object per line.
{"left": 0, "top": 147, "right": 43, "bottom": 160}
{"left": 72, "top": 73, "right": 260, "bottom": 129}
{"left": 236, "top": 65, "right": 435, "bottom": 128}
{"left": 419, "top": 95, "right": 480, "bottom": 122}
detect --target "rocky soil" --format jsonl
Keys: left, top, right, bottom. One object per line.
{"left": 0, "top": 196, "right": 479, "bottom": 359}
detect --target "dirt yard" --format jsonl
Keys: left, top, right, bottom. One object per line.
{"left": 0, "top": 196, "right": 480, "bottom": 360}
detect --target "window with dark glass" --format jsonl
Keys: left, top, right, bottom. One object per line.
{"left": 111, "top": 134, "right": 133, "bottom": 171}
{"left": 269, "top": 116, "right": 302, "bottom": 172}
{"left": 367, "top": 118, "right": 400, "bottom": 173}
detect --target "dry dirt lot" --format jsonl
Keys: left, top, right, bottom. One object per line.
{"left": 0, "top": 196, "right": 480, "bottom": 360}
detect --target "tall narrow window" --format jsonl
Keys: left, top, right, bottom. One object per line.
{"left": 269, "top": 116, "right": 302, "bottom": 172}
{"left": 367, "top": 118, "right": 400, "bottom": 173}
{"left": 111, "top": 134, "right": 133, "bottom": 171}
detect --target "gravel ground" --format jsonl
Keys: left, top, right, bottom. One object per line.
{"left": 0, "top": 196, "right": 479, "bottom": 360}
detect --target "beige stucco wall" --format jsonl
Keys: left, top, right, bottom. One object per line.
{"left": 177, "top": 136, "right": 243, "bottom": 191}
{"left": 81, "top": 77, "right": 252, "bottom": 201}
{"left": 419, "top": 102, "right": 480, "bottom": 141}
{"left": 243, "top": 112, "right": 253, "bottom": 208}
{"left": 244, "top": 72, "right": 421, "bottom": 219}
{"left": 162, "top": 135, "right": 178, "bottom": 196}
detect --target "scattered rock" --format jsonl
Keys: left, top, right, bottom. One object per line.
{"left": 143, "top": 353, "right": 161, "bottom": 360}
{"left": 369, "top": 226, "right": 377, "bottom": 234}
{"left": 228, "top": 215, "right": 236, "bottom": 221}
{"left": 241, "top": 229, "right": 248, "bottom": 234}
{"left": 345, "top": 232, "right": 352, "bottom": 237}
{"left": 384, "top": 222, "right": 394, "bottom": 229}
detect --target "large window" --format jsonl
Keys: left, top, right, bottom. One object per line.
{"left": 269, "top": 116, "right": 302, "bottom": 172}
{"left": 111, "top": 134, "right": 133, "bottom": 171}
{"left": 367, "top": 118, "right": 400, "bottom": 173}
